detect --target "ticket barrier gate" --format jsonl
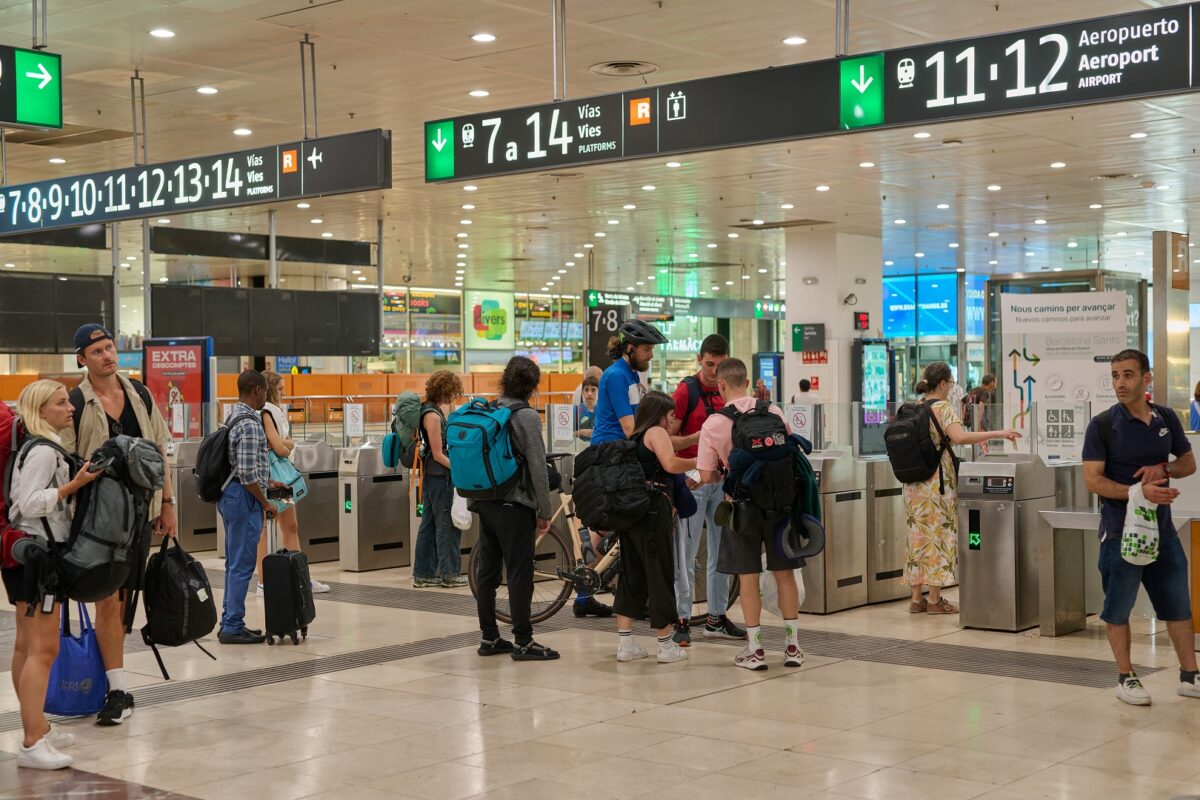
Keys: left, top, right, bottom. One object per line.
{"left": 339, "top": 443, "right": 410, "bottom": 571}
{"left": 866, "top": 459, "right": 908, "bottom": 603}
{"left": 292, "top": 441, "right": 341, "bottom": 564}
{"left": 957, "top": 456, "right": 1062, "bottom": 631}
{"left": 171, "top": 441, "right": 217, "bottom": 553}
{"left": 801, "top": 451, "right": 868, "bottom": 614}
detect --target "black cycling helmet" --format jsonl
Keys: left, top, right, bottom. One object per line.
{"left": 617, "top": 319, "right": 668, "bottom": 346}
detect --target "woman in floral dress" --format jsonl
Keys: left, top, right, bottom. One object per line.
{"left": 902, "top": 362, "right": 1021, "bottom": 614}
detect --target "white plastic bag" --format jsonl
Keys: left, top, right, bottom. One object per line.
{"left": 451, "top": 489, "right": 472, "bottom": 531}
{"left": 758, "top": 554, "right": 806, "bottom": 618}
{"left": 1121, "top": 482, "right": 1159, "bottom": 565}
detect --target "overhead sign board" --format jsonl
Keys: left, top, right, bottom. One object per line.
{"left": 0, "top": 129, "right": 391, "bottom": 236}
{"left": 585, "top": 289, "right": 786, "bottom": 321}
{"left": 427, "top": 5, "right": 1199, "bottom": 181}
{"left": 792, "top": 323, "right": 826, "bottom": 352}
{"left": 0, "top": 46, "right": 62, "bottom": 129}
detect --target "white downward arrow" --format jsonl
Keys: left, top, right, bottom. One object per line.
{"left": 431, "top": 129, "right": 447, "bottom": 152}
{"left": 25, "top": 63, "right": 52, "bottom": 90}
{"left": 851, "top": 64, "right": 873, "bottom": 94}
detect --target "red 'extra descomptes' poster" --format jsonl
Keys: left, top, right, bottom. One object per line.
{"left": 142, "top": 337, "right": 213, "bottom": 440}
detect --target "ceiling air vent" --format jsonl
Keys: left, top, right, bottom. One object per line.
{"left": 542, "top": 172, "right": 585, "bottom": 180}
{"left": 1089, "top": 173, "right": 1139, "bottom": 181}
{"left": 6, "top": 123, "right": 132, "bottom": 147}
{"left": 589, "top": 61, "right": 659, "bottom": 78}
{"left": 731, "top": 218, "right": 830, "bottom": 231}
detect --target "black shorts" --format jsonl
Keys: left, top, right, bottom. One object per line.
{"left": 2, "top": 566, "right": 28, "bottom": 605}
{"left": 717, "top": 512, "right": 802, "bottom": 575}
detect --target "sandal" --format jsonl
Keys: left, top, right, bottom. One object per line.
{"left": 926, "top": 599, "right": 959, "bottom": 614}
{"left": 908, "top": 599, "right": 928, "bottom": 613}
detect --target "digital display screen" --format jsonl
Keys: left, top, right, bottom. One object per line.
{"left": 882, "top": 274, "right": 987, "bottom": 339}
{"left": 0, "top": 272, "right": 112, "bottom": 352}
{"left": 202, "top": 287, "right": 251, "bottom": 356}
{"left": 983, "top": 476, "right": 1015, "bottom": 494}
{"left": 249, "top": 289, "right": 296, "bottom": 355}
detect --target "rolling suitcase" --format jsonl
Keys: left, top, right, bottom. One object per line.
{"left": 262, "top": 487, "right": 316, "bottom": 645}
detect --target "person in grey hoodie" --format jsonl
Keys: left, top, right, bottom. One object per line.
{"left": 473, "top": 356, "right": 560, "bottom": 661}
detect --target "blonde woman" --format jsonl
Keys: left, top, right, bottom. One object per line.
{"left": 255, "top": 371, "right": 329, "bottom": 595}
{"left": 5, "top": 381, "right": 101, "bottom": 769}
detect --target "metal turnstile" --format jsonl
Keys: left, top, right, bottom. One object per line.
{"left": 338, "top": 444, "right": 411, "bottom": 571}
{"left": 800, "top": 451, "right": 868, "bottom": 614}
{"left": 171, "top": 440, "right": 218, "bottom": 553}
{"left": 292, "top": 441, "right": 341, "bottom": 564}
{"left": 866, "top": 459, "right": 908, "bottom": 603}
{"left": 957, "top": 456, "right": 1061, "bottom": 631}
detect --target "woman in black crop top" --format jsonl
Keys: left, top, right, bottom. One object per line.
{"left": 614, "top": 391, "right": 697, "bottom": 664}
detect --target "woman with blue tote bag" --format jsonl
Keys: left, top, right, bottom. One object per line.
{"left": 4, "top": 380, "right": 102, "bottom": 770}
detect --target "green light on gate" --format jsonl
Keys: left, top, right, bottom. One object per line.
{"left": 344, "top": 500, "right": 352, "bottom": 513}
{"left": 968, "top": 531, "right": 981, "bottom": 550}
{"left": 839, "top": 53, "right": 884, "bottom": 130}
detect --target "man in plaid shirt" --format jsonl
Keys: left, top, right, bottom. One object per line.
{"left": 217, "top": 370, "right": 276, "bottom": 645}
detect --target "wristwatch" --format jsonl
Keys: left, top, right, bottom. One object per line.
{"left": 1163, "top": 463, "right": 1174, "bottom": 477}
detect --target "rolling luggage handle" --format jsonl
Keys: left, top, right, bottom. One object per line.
{"left": 265, "top": 485, "right": 293, "bottom": 552}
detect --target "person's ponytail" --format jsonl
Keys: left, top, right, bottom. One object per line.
{"left": 915, "top": 380, "right": 929, "bottom": 394}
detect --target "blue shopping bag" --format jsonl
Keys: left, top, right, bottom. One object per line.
{"left": 45, "top": 602, "right": 108, "bottom": 717}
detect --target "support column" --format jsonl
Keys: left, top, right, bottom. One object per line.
{"left": 110, "top": 223, "right": 120, "bottom": 336}
{"left": 1151, "top": 230, "right": 1190, "bottom": 411}
{"left": 376, "top": 219, "right": 385, "bottom": 354}
{"left": 268, "top": 210, "right": 278, "bottom": 288}
{"left": 784, "top": 230, "right": 882, "bottom": 405}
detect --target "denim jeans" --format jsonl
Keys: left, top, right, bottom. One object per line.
{"left": 413, "top": 474, "right": 460, "bottom": 579}
{"left": 674, "top": 481, "right": 728, "bottom": 618}
{"left": 218, "top": 481, "right": 263, "bottom": 634}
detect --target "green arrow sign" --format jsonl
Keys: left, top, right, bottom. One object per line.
{"left": 839, "top": 54, "right": 884, "bottom": 130}
{"left": 425, "top": 120, "right": 454, "bottom": 180}
{"left": 13, "top": 49, "right": 61, "bottom": 128}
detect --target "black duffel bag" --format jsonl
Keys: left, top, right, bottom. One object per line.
{"left": 571, "top": 439, "right": 650, "bottom": 531}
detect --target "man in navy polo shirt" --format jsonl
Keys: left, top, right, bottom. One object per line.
{"left": 1082, "top": 348, "right": 1200, "bottom": 706}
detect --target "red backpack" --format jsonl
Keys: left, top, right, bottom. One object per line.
{"left": 0, "top": 402, "right": 22, "bottom": 568}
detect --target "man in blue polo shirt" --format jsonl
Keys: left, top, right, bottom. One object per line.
{"left": 1082, "top": 348, "right": 1199, "bottom": 706}
{"left": 590, "top": 320, "right": 666, "bottom": 446}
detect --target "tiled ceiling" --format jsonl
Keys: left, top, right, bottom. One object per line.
{"left": 0, "top": 0, "right": 1193, "bottom": 306}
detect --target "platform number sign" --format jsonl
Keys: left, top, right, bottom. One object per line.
{"left": 588, "top": 303, "right": 623, "bottom": 369}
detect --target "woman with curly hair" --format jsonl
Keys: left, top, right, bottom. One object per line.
{"left": 412, "top": 370, "right": 465, "bottom": 588}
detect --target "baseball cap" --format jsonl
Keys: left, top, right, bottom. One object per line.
{"left": 73, "top": 323, "right": 113, "bottom": 353}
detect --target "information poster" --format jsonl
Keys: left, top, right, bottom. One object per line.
{"left": 1036, "top": 402, "right": 1091, "bottom": 462}
{"left": 464, "top": 290, "right": 515, "bottom": 350}
{"left": 549, "top": 404, "right": 575, "bottom": 444}
{"left": 344, "top": 403, "right": 365, "bottom": 438}
{"left": 786, "top": 404, "right": 816, "bottom": 443}
{"left": 142, "top": 337, "right": 212, "bottom": 439}
{"left": 1000, "top": 292, "right": 1123, "bottom": 454}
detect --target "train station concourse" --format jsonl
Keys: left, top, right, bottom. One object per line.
{"left": 0, "top": 1, "right": 1198, "bottom": 799}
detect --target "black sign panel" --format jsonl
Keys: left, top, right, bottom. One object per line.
{"left": 151, "top": 285, "right": 205, "bottom": 341}
{"left": 587, "top": 304, "right": 622, "bottom": 369}
{"left": 294, "top": 291, "right": 340, "bottom": 356}
{"left": 0, "top": 129, "right": 390, "bottom": 236}
{"left": 202, "top": 287, "right": 252, "bottom": 356}
{"left": 249, "top": 289, "right": 296, "bottom": 356}
{"left": 337, "top": 292, "right": 381, "bottom": 355}
{"left": 0, "top": 272, "right": 112, "bottom": 353}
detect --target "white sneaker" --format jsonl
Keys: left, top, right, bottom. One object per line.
{"left": 44, "top": 726, "right": 74, "bottom": 749}
{"left": 1116, "top": 675, "right": 1152, "bottom": 706}
{"left": 734, "top": 645, "right": 768, "bottom": 671}
{"left": 1179, "top": 676, "right": 1200, "bottom": 699}
{"left": 310, "top": 579, "right": 331, "bottom": 594}
{"left": 657, "top": 639, "right": 688, "bottom": 664}
{"left": 617, "top": 637, "right": 648, "bottom": 662}
{"left": 17, "top": 738, "right": 72, "bottom": 770}
{"left": 783, "top": 644, "right": 805, "bottom": 668}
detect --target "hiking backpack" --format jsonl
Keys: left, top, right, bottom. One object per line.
{"left": 720, "top": 401, "right": 795, "bottom": 519}
{"left": 571, "top": 438, "right": 651, "bottom": 531}
{"left": 446, "top": 399, "right": 528, "bottom": 499}
{"left": 0, "top": 403, "right": 19, "bottom": 566}
{"left": 681, "top": 375, "right": 721, "bottom": 423}
{"left": 140, "top": 537, "right": 218, "bottom": 680}
{"left": 193, "top": 411, "right": 260, "bottom": 503}
{"left": 382, "top": 392, "right": 422, "bottom": 469}
{"left": 884, "top": 400, "right": 956, "bottom": 491}
{"left": 69, "top": 380, "right": 153, "bottom": 440}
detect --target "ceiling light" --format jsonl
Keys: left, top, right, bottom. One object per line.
{"left": 623, "top": 204, "right": 636, "bottom": 210}
{"left": 706, "top": 243, "right": 718, "bottom": 248}
{"left": 1090, "top": 204, "right": 1103, "bottom": 209}
{"left": 642, "top": 184, "right": 655, "bottom": 191}
{"left": 987, "top": 184, "right": 1001, "bottom": 192}
{"left": 1136, "top": 250, "right": 1145, "bottom": 256}
{"left": 458, "top": 243, "right": 469, "bottom": 248}
{"left": 565, "top": 261, "right": 575, "bottom": 267}
{"left": 462, "top": 204, "right": 475, "bottom": 210}
{"left": 1116, "top": 231, "right": 1127, "bottom": 237}
{"left": 949, "top": 242, "right": 959, "bottom": 249}
{"left": 914, "top": 252, "right": 925, "bottom": 258}
{"left": 758, "top": 268, "right": 768, "bottom": 273}
{"left": 551, "top": 275, "right": 561, "bottom": 281}
{"left": 573, "top": 252, "right": 584, "bottom": 258}
{"left": 648, "top": 274, "right": 656, "bottom": 280}
{"left": 456, "top": 232, "right": 468, "bottom": 238}
{"left": 780, "top": 203, "right": 794, "bottom": 210}
{"left": 728, "top": 232, "right": 739, "bottom": 238}
{"left": 607, "top": 219, "right": 619, "bottom": 225}
{"left": 1067, "top": 241, "right": 1078, "bottom": 248}
{"left": 956, "top": 267, "right": 966, "bottom": 273}
{"left": 1050, "top": 161, "right": 1066, "bottom": 169}
{"left": 559, "top": 268, "right": 569, "bottom": 274}
{"left": 310, "top": 218, "right": 323, "bottom": 224}
{"left": 936, "top": 203, "right": 950, "bottom": 210}
{"left": 196, "top": 86, "right": 218, "bottom": 95}
{"left": 815, "top": 184, "right": 830, "bottom": 192}
{"left": 233, "top": 127, "right": 252, "bottom": 136}
{"left": 636, "top": 281, "right": 644, "bottom": 286}
{"left": 988, "top": 231, "right": 999, "bottom": 238}
{"left": 155, "top": 218, "right": 170, "bottom": 224}
{"left": 1035, "top": 218, "right": 1047, "bottom": 225}
{"left": 988, "top": 259, "right": 998, "bottom": 265}
{"left": 894, "top": 219, "right": 906, "bottom": 225}
{"left": 859, "top": 161, "right": 875, "bottom": 168}
{"left": 455, "top": 269, "right": 465, "bottom": 275}
{"left": 752, "top": 219, "right": 764, "bottom": 225}
{"left": 583, "top": 243, "right": 594, "bottom": 248}
{"left": 463, "top": 185, "right": 478, "bottom": 191}
{"left": 356, "top": 276, "right": 367, "bottom": 281}
{"left": 884, "top": 260, "right": 894, "bottom": 266}
{"left": 688, "top": 253, "right": 698, "bottom": 258}
{"left": 782, "top": 36, "right": 807, "bottom": 45}
{"left": 1026, "top": 251, "right": 1035, "bottom": 257}
{"left": 665, "top": 161, "right": 681, "bottom": 168}
{"left": 460, "top": 219, "right": 472, "bottom": 225}
{"left": 1158, "top": 184, "right": 1171, "bottom": 191}
{"left": 594, "top": 232, "right": 606, "bottom": 237}
{"left": 351, "top": 269, "right": 362, "bottom": 275}
{"left": 468, "top": 89, "right": 490, "bottom": 97}
{"left": 296, "top": 202, "right": 310, "bottom": 209}
{"left": 1130, "top": 132, "right": 1148, "bottom": 139}
{"left": 48, "top": 157, "right": 66, "bottom": 164}
{"left": 471, "top": 33, "right": 496, "bottom": 42}
{"left": 629, "top": 286, "right": 638, "bottom": 291}
{"left": 456, "top": 261, "right": 466, "bottom": 267}
{"left": 698, "top": 291, "right": 706, "bottom": 295}
{"left": 3, "top": 263, "right": 13, "bottom": 268}
{"left": 149, "top": 28, "right": 175, "bottom": 38}
{"left": 158, "top": 276, "right": 168, "bottom": 283}
{"left": 320, "top": 232, "right": 334, "bottom": 238}
{"left": 913, "top": 132, "right": 932, "bottom": 139}
{"left": 1173, "top": 218, "right": 1185, "bottom": 224}
{"left": 126, "top": 256, "right": 137, "bottom": 262}
{"left": 741, "top": 274, "right": 751, "bottom": 280}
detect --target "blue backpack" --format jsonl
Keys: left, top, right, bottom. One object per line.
{"left": 446, "top": 399, "right": 528, "bottom": 499}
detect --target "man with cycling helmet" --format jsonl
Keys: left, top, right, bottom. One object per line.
{"left": 590, "top": 320, "right": 666, "bottom": 446}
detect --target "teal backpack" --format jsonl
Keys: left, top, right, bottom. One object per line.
{"left": 446, "top": 399, "right": 528, "bottom": 499}
{"left": 381, "top": 392, "right": 422, "bottom": 469}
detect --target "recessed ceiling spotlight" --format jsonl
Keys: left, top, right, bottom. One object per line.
{"left": 573, "top": 252, "right": 584, "bottom": 258}
{"left": 149, "top": 28, "right": 175, "bottom": 38}
{"left": 894, "top": 219, "right": 906, "bottom": 225}
{"left": 1158, "top": 184, "right": 1171, "bottom": 190}
{"left": 196, "top": 86, "right": 218, "bottom": 95}
{"left": 471, "top": 33, "right": 496, "bottom": 42}
{"left": 1054, "top": 267, "right": 1065, "bottom": 271}
{"left": 949, "top": 242, "right": 959, "bottom": 248}
{"left": 782, "top": 36, "right": 807, "bottom": 45}
{"left": 1050, "top": 161, "right": 1066, "bottom": 169}
{"left": 352, "top": 269, "right": 362, "bottom": 276}
{"left": 688, "top": 253, "right": 698, "bottom": 258}
{"left": 623, "top": 204, "right": 636, "bottom": 210}
{"left": 665, "top": 161, "right": 682, "bottom": 168}
{"left": 233, "top": 127, "right": 252, "bottom": 136}
{"left": 956, "top": 267, "right": 966, "bottom": 273}
{"left": 156, "top": 218, "right": 170, "bottom": 224}
{"left": 1025, "top": 251, "right": 1035, "bottom": 257}
{"left": 455, "top": 269, "right": 465, "bottom": 275}
{"left": 725, "top": 280, "right": 735, "bottom": 286}
{"left": 463, "top": 184, "right": 478, "bottom": 191}
{"left": 456, "top": 262, "right": 466, "bottom": 267}
{"left": 988, "top": 231, "right": 999, "bottom": 238}
{"left": 648, "top": 274, "right": 656, "bottom": 280}
{"left": 1135, "top": 250, "right": 1145, "bottom": 256}
{"left": 859, "top": 161, "right": 875, "bottom": 168}
{"left": 752, "top": 219, "right": 764, "bottom": 225}
{"left": 884, "top": 260, "right": 894, "bottom": 266}
{"left": 594, "top": 232, "right": 606, "bottom": 237}
{"left": 310, "top": 218, "right": 323, "bottom": 224}
{"left": 913, "top": 131, "right": 932, "bottom": 139}
{"left": 158, "top": 276, "right": 168, "bottom": 283}
{"left": 468, "top": 89, "right": 490, "bottom": 97}
{"left": 987, "top": 184, "right": 1001, "bottom": 191}
{"left": 456, "top": 232, "right": 468, "bottom": 238}
{"left": 706, "top": 243, "right": 718, "bottom": 248}
{"left": 741, "top": 274, "right": 751, "bottom": 280}
{"left": 758, "top": 268, "right": 768, "bottom": 273}
{"left": 1173, "top": 218, "right": 1185, "bottom": 224}
{"left": 815, "top": 184, "right": 830, "bottom": 192}
{"left": 48, "top": 157, "right": 66, "bottom": 164}
{"left": 607, "top": 219, "right": 619, "bottom": 225}
{"left": 460, "top": 219, "right": 472, "bottom": 225}
{"left": 642, "top": 184, "right": 656, "bottom": 191}
{"left": 936, "top": 203, "right": 950, "bottom": 210}
{"left": 1090, "top": 204, "right": 1103, "bottom": 209}
{"left": 584, "top": 243, "right": 594, "bottom": 248}
{"left": 1130, "top": 132, "right": 1148, "bottom": 139}
{"left": 551, "top": 275, "right": 561, "bottom": 281}
{"left": 462, "top": 203, "right": 475, "bottom": 210}
{"left": 988, "top": 259, "right": 998, "bottom": 265}
{"left": 559, "top": 268, "right": 569, "bottom": 273}
{"left": 1035, "top": 218, "right": 1047, "bottom": 225}
{"left": 565, "top": 261, "right": 575, "bottom": 267}
{"left": 1116, "top": 231, "right": 1127, "bottom": 237}
{"left": 296, "top": 202, "right": 310, "bottom": 209}
{"left": 727, "top": 232, "right": 739, "bottom": 238}
{"left": 125, "top": 256, "right": 137, "bottom": 262}
{"left": 780, "top": 203, "right": 794, "bottom": 209}
{"left": 1067, "top": 241, "right": 1078, "bottom": 248}
{"left": 914, "top": 251, "right": 925, "bottom": 258}
{"left": 357, "top": 276, "right": 366, "bottom": 281}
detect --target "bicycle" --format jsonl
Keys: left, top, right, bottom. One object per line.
{"left": 467, "top": 451, "right": 738, "bottom": 624}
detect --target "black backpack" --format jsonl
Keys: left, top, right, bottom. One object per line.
{"left": 140, "top": 538, "right": 217, "bottom": 680}
{"left": 571, "top": 439, "right": 651, "bottom": 530}
{"left": 720, "top": 401, "right": 795, "bottom": 519}
{"left": 193, "top": 411, "right": 260, "bottom": 503}
{"left": 681, "top": 375, "right": 720, "bottom": 422}
{"left": 885, "top": 400, "right": 957, "bottom": 492}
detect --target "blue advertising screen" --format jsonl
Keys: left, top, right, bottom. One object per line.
{"left": 882, "top": 274, "right": 986, "bottom": 339}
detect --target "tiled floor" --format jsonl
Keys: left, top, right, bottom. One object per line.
{"left": 0, "top": 556, "right": 1197, "bottom": 800}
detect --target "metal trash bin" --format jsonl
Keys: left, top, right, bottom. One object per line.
{"left": 957, "top": 455, "right": 1059, "bottom": 631}
{"left": 172, "top": 440, "right": 218, "bottom": 553}
{"left": 339, "top": 443, "right": 410, "bottom": 571}
{"left": 292, "top": 440, "right": 340, "bottom": 564}
{"left": 800, "top": 451, "right": 868, "bottom": 614}
{"left": 866, "top": 458, "right": 908, "bottom": 603}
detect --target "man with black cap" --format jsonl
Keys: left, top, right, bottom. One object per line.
{"left": 62, "top": 323, "right": 175, "bottom": 726}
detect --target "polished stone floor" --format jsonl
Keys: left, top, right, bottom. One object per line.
{"left": 0, "top": 556, "right": 1196, "bottom": 800}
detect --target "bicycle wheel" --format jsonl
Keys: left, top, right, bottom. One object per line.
{"left": 468, "top": 525, "right": 574, "bottom": 625}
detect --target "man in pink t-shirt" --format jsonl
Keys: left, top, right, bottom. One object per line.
{"left": 697, "top": 358, "right": 804, "bottom": 672}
